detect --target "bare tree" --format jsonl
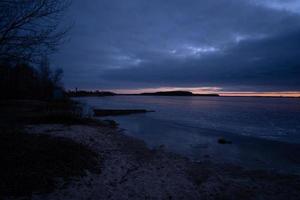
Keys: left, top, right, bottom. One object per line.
{"left": 0, "top": 0, "right": 71, "bottom": 63}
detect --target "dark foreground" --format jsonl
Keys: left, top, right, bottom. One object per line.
{"left": 0, "top": 128, "right": 100, "bottom": 197}
{"left": 1, "top": 100, "right": 300, "bottom": 200}
{"left": 0, "top": 100, "right": 102, "bottom": 198}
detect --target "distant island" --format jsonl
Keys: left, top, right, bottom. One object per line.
{"left": 68, "top": 90, "right": 220, "bottom": 97}
{"left": 140, "top": 91, "right": 220, "bottom": 96}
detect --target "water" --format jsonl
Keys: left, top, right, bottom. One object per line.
{"left": 75, "top": 96, "right": 300, "bottom": 174}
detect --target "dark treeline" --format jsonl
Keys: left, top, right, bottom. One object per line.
{"left": 67, "top": 90, "right": 220, "bottom": 97}
{"left": 67, "top": 90, "right": 116, "bottom": 97}
{"left": 0, "top": 60, "right": 64, "bottom": 100}
{"left": 140, "top": 91, "right": 220, "bottom": 96}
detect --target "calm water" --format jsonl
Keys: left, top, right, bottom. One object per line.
{"left": 76, "top": 96, "right": 300, "bottom": 174}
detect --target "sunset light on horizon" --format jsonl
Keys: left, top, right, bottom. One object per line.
{"left": 96, "top": 87, "right": 300, "bottom": 97}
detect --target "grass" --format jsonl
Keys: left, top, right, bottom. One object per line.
{"left": 0, "top": 128, "right": 101, "bottom": 198}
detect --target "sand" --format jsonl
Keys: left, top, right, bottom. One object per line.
{"left": 19, "top": 124, "right": 300, "bottom": 200}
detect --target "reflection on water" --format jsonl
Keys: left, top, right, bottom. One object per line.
{"left": 75, "top": 96, "right": 300, "bottom": 174}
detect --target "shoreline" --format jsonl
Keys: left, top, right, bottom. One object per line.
{"left": 23, "top": 121, "right": 300, "bottom": 200}
{"left": 1, "top": 99, "right": 300, "bottom": 199}
{"left": 94, "top": 114, "right": 300, "bottom": 175}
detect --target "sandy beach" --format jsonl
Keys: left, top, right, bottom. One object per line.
{"left": 16, "top": 122, "right": 300, "bottom": 200}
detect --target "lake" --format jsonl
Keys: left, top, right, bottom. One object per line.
{"left": 75, "top": 96, "right": 300, "bottom": 174}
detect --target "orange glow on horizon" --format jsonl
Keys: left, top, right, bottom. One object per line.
{"left": 219, "top": 92, "right": 300, "bottom": 97}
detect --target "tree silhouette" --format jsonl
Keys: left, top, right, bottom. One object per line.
{"left": 0, "top": 0, "right": 71, "bottom": 63}
{"left": 0, "top": 1, "right": 70, "bottom": 100}
{"left": 0, "top": 61, "right": 64, "bottom": 100}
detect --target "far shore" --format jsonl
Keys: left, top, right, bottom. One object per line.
{"left": 67, "top": 90, "right": 300, "bottom": 98}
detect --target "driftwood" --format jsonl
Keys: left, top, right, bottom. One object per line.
{"left": 94, "top": 109, "right": 154, "bottom": 117}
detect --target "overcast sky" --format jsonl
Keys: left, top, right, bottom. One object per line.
{"left": 53, "top": 0, "right": 300, "bottom": 93}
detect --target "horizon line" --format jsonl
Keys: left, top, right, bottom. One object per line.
{"left": 68, "top": 88, "right": 300, "bottom": 98}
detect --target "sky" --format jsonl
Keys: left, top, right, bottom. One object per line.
{"left": 53, "top": 0, "right": 300, "bottom": 96}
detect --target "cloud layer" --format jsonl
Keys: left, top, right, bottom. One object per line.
{"left": 54, "top": 0, "right": 300, "bottom": 92}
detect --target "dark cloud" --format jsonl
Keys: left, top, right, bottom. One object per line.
{"left": 98, "top": 29, "right": 300, "bottom": 91}
{"left": 53, "top": 0, "right": 300, "bottom": 91}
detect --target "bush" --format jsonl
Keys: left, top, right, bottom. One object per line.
{"left": 0, "top": 62, "right": 65, "bottom": 100}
